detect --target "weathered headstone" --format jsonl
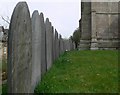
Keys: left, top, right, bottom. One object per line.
{"left": 64, "top": 39, "right": 71, "bottom": 51}
{"left": 61, "top": 39, "right": 64, "bottom": 54}
{"left": 69, "top": 39, "right": 73, "bottom": 50}
{"left": 54, "top": 30, "right": 57, "bottom": 60}
{"left": 55, "top": 29, "right": 59, "bottom": 59}
{"left": 50, "top": 22, "right": 53, "bottom": 64}
{"left": 59, "top": 34, "right": 61, "bottom": 55}
{"left": 58, "top": 36, "right": 60, "bottom": 57}
{"left": 59, "top": 34, "right": 64, "bottom": 55}
{"left": 45, "top": 18, "right": 52, "bottom": 70}
{"left": 63, "top": 39, "right": 65, "bottom": 52}
{"left": 68, "top": 40, "right": 71, "bottom": 51}
{"left": 8, "top": 2, "right": 32, "bottom": 93}
{"left": 53, "top": 34, "right": 55, "bottom": 61}
{"left": 51, "top": 26, "right": 55, "bottom": 62}
{"left": 31, "top": 10, "right": 41, "bottom": 92}
{"left": 63, "top": 39, "right": 66, "bottom": 52}
{"left": 40, "top": 13, "right": 47, "bottom": 76}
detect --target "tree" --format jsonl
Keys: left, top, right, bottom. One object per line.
{"left": 0, "top": 15, "right": 10, "bottom": 29}
{"left": 69, "top": 36, "right": 73, "bottom": 42}
{"left": 1, "top": 16, "right": 10, "bottom": 24}
{"left": 72, "top": 28, "right": 80, "bottom": 49}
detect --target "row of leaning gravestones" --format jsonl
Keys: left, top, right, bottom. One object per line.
{"left": 7, "top": 2, "right": 75, "bottom": 93}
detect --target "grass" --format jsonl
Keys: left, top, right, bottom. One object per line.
{"left": 1, "top": 57, "right": 7, "bottom": 73}
{"left": 0, "top": 57, "right": 7, "bottom": 94}
{"left": 1, "top": 84, "right": 7, "bottom": 95}
{"left": 34, "top": 50, "right": 119, "bottom": 93}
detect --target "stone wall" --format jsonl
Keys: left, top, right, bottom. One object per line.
{"left": 79, "top": 1, "right": 91, "bottom": 50}
{"left": 79, "top": 1, "right": 120, "bottom": 50}
{"left": 7, "top": 2, "right": 75, "bottom": 93}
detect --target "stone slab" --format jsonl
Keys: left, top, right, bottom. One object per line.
{"left": 31, "top": 10, "right": 41, "bottom": 92}
{"left": 8, "top": 2, "right": 32, "bottom": 93}
{"left": 55, "top": 30, "right": 59, "bottom": 59}
{"left": 40, "top": 13, "right": 47, "bottom": 76}
{"left": 45, "top": 18, "right": 52, "bottom": 70}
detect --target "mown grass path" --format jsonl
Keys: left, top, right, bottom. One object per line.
{"left": 35, "top": 50, "right": 119, "bottom": 93}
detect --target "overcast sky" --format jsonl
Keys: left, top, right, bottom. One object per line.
{"left": 0, "top": 0, "right": 81, "bottom": 38}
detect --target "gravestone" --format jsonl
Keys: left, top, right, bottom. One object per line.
{"left": 50, "top": 22, "right": 53, "bottom": 64}
{"left": 62, "top": 39, "right": 65, "bottom": 52}
{"left": 51, "top": 26, "right": 55, "bottom": 62}
{"left": 63, "top": 39, "right": 66, "bottom": 51}
{"left": 40, "top": 13, "right": 47, "bottom": 76}
{"left": 8, "top": 2, "right": 32, "bottom": 93}
{"left": 31, "top": 10, "right": 41, "bottom": 92}
{"left": 61, "top": 39, "right": 64, "bottom": 54}
{"left": 55, "top": 29, "right": 59, "bottom": 59}
{"left": 58, "top": 35, "right": 61, "bottom": 56}
{"left": 45, "top": 18, "right": 52, "bottom": 70}
{"left": 54, "top": 30, "right": 57, "bottom": 60}
{"left": 59, "top": 34, "right": 64, "bottom": 55}
{"left": 64, "top": 39, "right": 71, "bottom": 51}
{"left": 59, "top": 34, "right": 62, "bottom": 55}
{"left": 63, "top": 39, "right": 66, "bottom": 52}
{"left": 69, "top": 39, "right": 73, "bottom": 50}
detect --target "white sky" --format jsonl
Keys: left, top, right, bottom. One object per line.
{"left": 0, "top": 0, "right": 81, "bottom": 38}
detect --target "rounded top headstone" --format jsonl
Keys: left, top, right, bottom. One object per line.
{"left": 40, "top": 12, "right": 44, "bottom": 18}
{"left": 51, "top": 26, "right": 54, "bottom": 34}
{"left": 8, "top": 1, "right": 32, "bottom": 93}
{"left": 46, "top": 18, "right": 49, "bottom": 23}
{"left": 55, "top": 29, "right": 58, "bottom": 37}
{"left": 11, "top": 2, "right": 29, "bottom": 19}
{"left": 9, "top": 2, "right": 31, "bottom": 31}
{"left": 55, "top": 29, "right": 57, "bottom": 33}
{"left": 52, "top": 26, "right": 54, "bottom": 31}
{"left": 15, "top": 2, "right": 28, "bottom": 9}
{"left": 32, "top": 10, "right": 39, "bottom": 17}
{"left": 59, "top": 34, "right": 62, "bottom": 38}
{"left": 40, "top": 12, "right": 44, "bottom": 22}
{"left": 49, "top": 22, "right": 52, "bottom": 26}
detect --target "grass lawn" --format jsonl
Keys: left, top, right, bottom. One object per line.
{"left": 35, "top": 50, "right": 119, "bottom": 93}
{"left": 1, "top": 84, "right": 7, "bottom": 94}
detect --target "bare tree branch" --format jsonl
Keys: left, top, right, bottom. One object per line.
{"left": 1, "top": 16, "right": 10, "bottom": 24}
{"left": 7, "top": 16, "right": 10, "bottom": 21}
